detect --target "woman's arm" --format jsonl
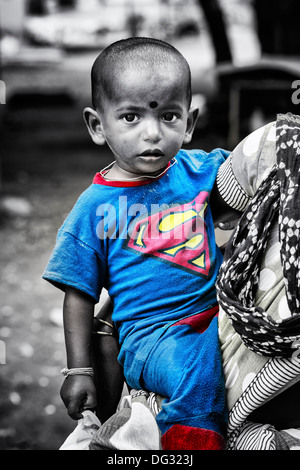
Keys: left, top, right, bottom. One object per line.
{"left": 92, "top": 296, "right": 125, "bottom": 422}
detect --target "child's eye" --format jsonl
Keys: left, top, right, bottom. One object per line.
{"left": 122, "top": 114, "right": 138, "bottom": 122}
{"left": 162, "top": 113, "right": 178, "bottom": 122}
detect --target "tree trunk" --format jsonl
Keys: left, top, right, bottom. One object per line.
{"left": 58, "top": 0, "right": 77, "bottom": 7}
{"left": 27, "top": 0, "right": 47, "bottom": 15}
{"left": 253, "top": 0, "right": 300, "bottom": 55}
{"left": 197, "top": 0, "right": 232, "bottom": 63}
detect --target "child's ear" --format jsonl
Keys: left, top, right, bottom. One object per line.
{"left": 83, "top": 107, "right": 106, "bottom": 145}
{"left": 183, "top": 106, "right": 199, "bottom": 144}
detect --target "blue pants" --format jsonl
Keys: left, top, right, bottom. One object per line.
{"left": 141, "top": 308, "right": 228, "bottom": 450}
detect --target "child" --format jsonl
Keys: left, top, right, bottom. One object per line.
{"left": 43, "top": 37, "right": 237, "bottom": 450}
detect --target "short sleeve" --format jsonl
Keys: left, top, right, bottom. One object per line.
{"left": 216, "top": 122, "right": 277, "bottom": 211}
{"left": 42, "top": 229, "right": 107, "bottom": 302}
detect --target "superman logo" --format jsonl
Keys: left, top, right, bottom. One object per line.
{"left": 123, "top": 191, "right": 212, "bottom": 278}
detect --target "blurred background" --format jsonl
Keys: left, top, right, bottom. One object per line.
{"left": 1, "top": 0, "right": 300, "bottom": 450}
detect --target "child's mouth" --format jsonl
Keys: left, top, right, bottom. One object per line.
{"left": 139, "top": 149, "right": 164, "bottom": 159}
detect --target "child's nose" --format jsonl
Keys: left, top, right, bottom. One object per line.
{"left": 142, "top": 118, "right": 162, "bottom": 143}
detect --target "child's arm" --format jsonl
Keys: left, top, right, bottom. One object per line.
{"left": 60, "top": 287, "right": 97, "bottom": 420}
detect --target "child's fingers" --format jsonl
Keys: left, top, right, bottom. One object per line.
{"left": 67, "top": 398, "right": 84, "bottom": 420}
{"left": 82, "top": 392, "right": 97, "bottom": 412}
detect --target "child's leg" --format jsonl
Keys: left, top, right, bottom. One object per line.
{"left": 142, "top": 310, "right": 228, "bottom": 450}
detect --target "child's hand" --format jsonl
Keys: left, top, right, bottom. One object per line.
{"left": 60, "top": 374, "right": 97, "bottom": 420}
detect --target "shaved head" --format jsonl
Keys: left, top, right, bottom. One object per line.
{"left": 91, "top": 37, "right": 192, "bottom": 111}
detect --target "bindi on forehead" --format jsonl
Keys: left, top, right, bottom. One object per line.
{"left": 149, "top": 101, "right": 158, "bottom": 108}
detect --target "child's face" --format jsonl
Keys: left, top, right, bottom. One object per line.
{"left": 86, "top": 66, "right": 197, "bottom": 179}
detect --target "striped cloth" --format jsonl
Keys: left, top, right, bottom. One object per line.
{"left": 226, "top": 356, "right": 300, "bottom": 449}
{"left": 233, "top": 423, "right": 300, "bottom": 450}
{"left": 216, "top": 154, "right": 251, "bottom": 212}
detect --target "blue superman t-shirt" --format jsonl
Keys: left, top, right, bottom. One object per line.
{"left": 43, "top": 148, "right": 228, "bottom": 388}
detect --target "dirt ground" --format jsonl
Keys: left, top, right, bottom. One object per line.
{"left": 0, "top": 56, "right": 227, "bottom": 450}
{"left": 0, "top": 99, "right": 101, "bottom": 450}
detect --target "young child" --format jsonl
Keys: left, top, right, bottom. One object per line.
{"left": 43, "top": 37, "right": 237, "bottom": 450}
